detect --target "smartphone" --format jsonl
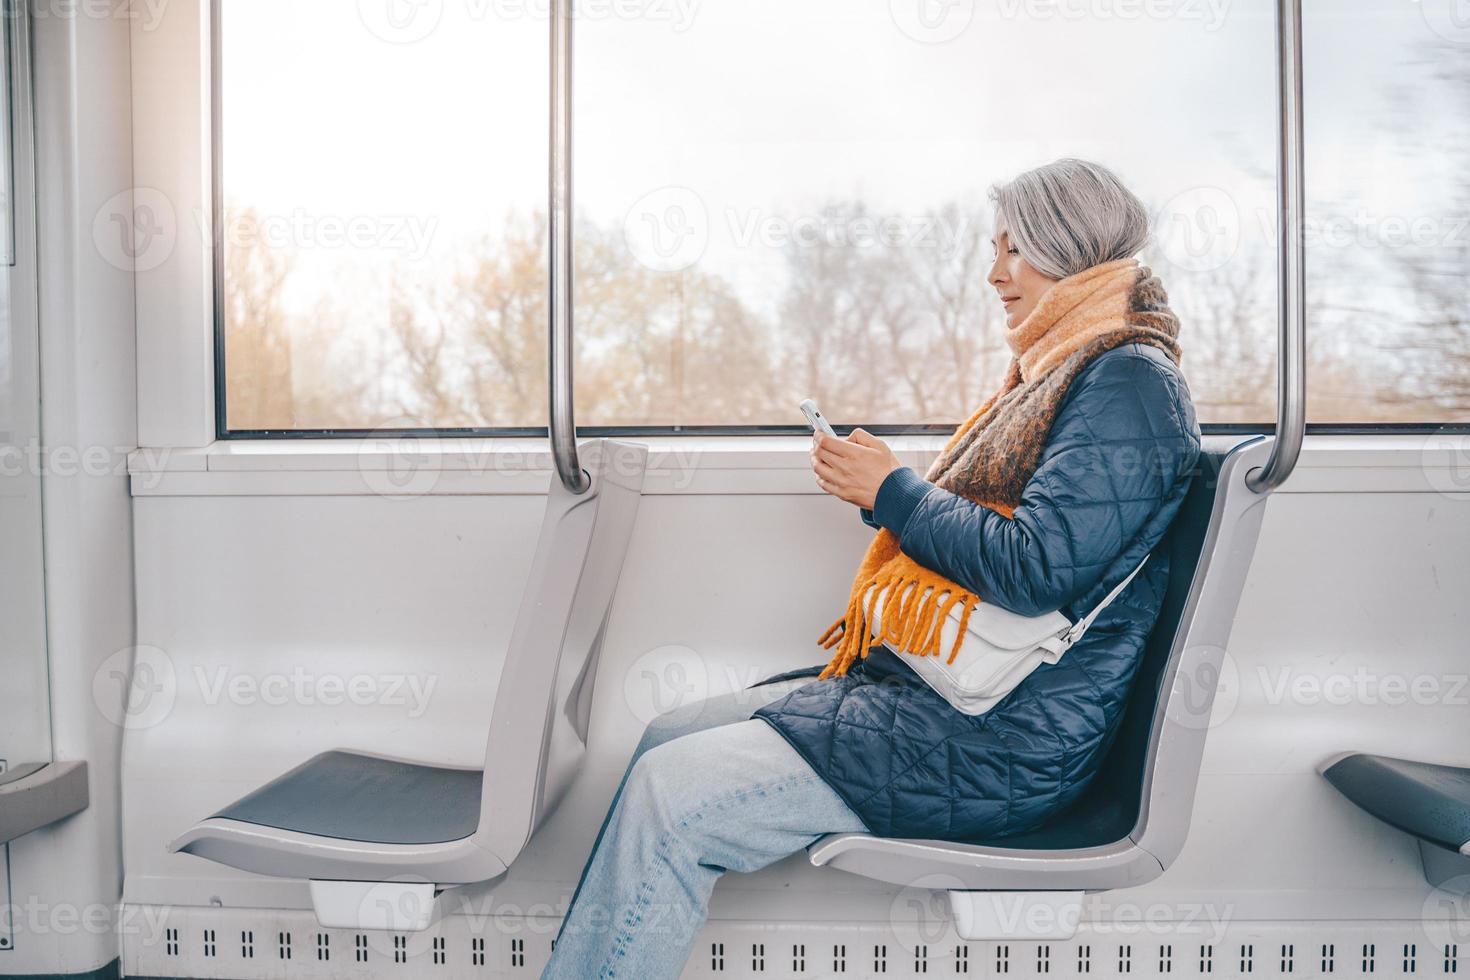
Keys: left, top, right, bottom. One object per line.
{"left": 799, "top": 398, "right": 837, "bottom": 438}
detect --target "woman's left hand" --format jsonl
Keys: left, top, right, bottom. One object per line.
{"left": 810, "top": 428, "right": 902, "bottom": 510}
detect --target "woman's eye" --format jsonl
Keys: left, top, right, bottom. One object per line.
{"left": 1007, "top": 247, "right": 1020, "bottom": 255}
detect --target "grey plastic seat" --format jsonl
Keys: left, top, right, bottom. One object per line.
{"left": 168, "top": 439, "right": 648, "bottom": 920}
{"left": 808, "top": 436, "right": 1272, "bottom": 895}
{"left": 1319, "top": 752, "right": 1470, "bottom": 890}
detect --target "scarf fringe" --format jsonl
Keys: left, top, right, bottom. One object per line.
{"left": 817, "top": 565, "right": 979, "bottom": 679}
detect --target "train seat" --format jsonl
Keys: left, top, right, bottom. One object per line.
{"left": 166, "top": 439, "right": 648, "bottom": 930}
{"left": 806, "top": 436, "right": 1273, "bottom": 940}
{"left": 1319, "top": 752, "right": 1470, "bottom": 891}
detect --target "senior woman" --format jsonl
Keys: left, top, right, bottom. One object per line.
{"left": 542, "top": 158, "right": 1202, "bottom": 979}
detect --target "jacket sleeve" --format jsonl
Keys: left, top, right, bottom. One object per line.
{"left": 869, "top": 347, "right": 1201, "bottom": 617}
{"left": 859, "top": 506, "right": 880, "bottom": 529}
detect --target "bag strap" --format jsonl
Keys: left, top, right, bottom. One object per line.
{"left": 1061, "top": 554, "right": 1150, "bottom": 646}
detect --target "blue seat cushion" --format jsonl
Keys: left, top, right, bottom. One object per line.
{"left": 1323, "top": 753, "right": 1470, "bottom": 852}
{"left": 213, "top": 750, "right": 483, "bottom": 845}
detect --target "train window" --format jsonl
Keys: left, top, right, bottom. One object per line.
{"left": 216, "top": 0, "right": 1464, "bottom": 433}
{"left": 1302, "top": 2, "right": 1469, "bottom": 424}
{"left": 217, "top": 0, "right": 547, "bottom": 432}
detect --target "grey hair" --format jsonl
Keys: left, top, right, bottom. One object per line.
{"left": 989, "top": 158, "right": 1150, "bottom": 280}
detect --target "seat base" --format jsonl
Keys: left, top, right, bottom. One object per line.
{"left": 309, "top": 879, "right": 444, "bottom": 931}
{"left": 169, "top": 817, "right": 508, "bottom": 885}
{"left": 1420, "top": 839, "right": 1470, "bottom": 892}
{"left": 949, "top": 890, "right": 1083, "bottom": 941}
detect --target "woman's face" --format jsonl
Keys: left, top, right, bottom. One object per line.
{"left": 988, "top": 228, "right": 1060, "bottom": 328}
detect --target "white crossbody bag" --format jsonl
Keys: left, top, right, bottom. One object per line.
{"left": 862, "top": 557, "right": 1148, "bottom": 716}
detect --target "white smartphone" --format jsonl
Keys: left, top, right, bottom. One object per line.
{"left": 799, "top": 398, "right": 837, "bottom": 437}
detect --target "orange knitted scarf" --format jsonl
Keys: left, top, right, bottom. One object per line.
{"left": 815, "top": 257, "right": 1183, "bottom": 679}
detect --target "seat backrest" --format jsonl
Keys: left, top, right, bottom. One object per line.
{"left": 989, "top": 435, "right": 1269, "bottom": 852}
{"left": 476, "top": 439, "right": 648, "bottom": 866}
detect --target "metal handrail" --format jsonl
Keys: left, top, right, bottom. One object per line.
{"left": 1247, "top": 0, "right": 1307, "bottom": 494}
{"left": 549, "top": 0, "right": 590, "bottom": 493}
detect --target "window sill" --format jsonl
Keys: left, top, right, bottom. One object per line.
{"left": 126, "top": 433, "right": 1470, "bottom": 498}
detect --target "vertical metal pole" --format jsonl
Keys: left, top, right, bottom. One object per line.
{"left": 549, "top": 0, "right": 589, "bottom": 493}
{"left": 1247, "top": 0, "right": 1307, "bottom": 493}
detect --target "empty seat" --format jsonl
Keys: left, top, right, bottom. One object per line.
{"left": 806, "top": 436, "right": 1273, "bottom": 907}
{"left": 168, "top": 439, "right": 648, "bottom": 925}
{"left": 1320, "top": 752, "right": 1470, "bottom": 890}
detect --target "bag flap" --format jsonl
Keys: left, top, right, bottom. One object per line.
{"left": 862, "top": 582, "right": 1070, "bottom": 653}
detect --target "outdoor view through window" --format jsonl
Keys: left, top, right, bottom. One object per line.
{"left": 220, "top": 0, "right": 1470, "bottom": 431}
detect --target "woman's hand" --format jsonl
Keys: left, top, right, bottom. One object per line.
{"left": 810, "top": 428, "right": 902, "bottom": 510}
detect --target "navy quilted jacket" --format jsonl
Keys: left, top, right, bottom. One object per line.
{"left": 752, "top": 343, "right": 1201, "bottom": 843}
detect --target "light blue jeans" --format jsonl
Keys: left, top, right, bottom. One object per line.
{"left": 542, "top": 690, "right": 867, "bottom": 979}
